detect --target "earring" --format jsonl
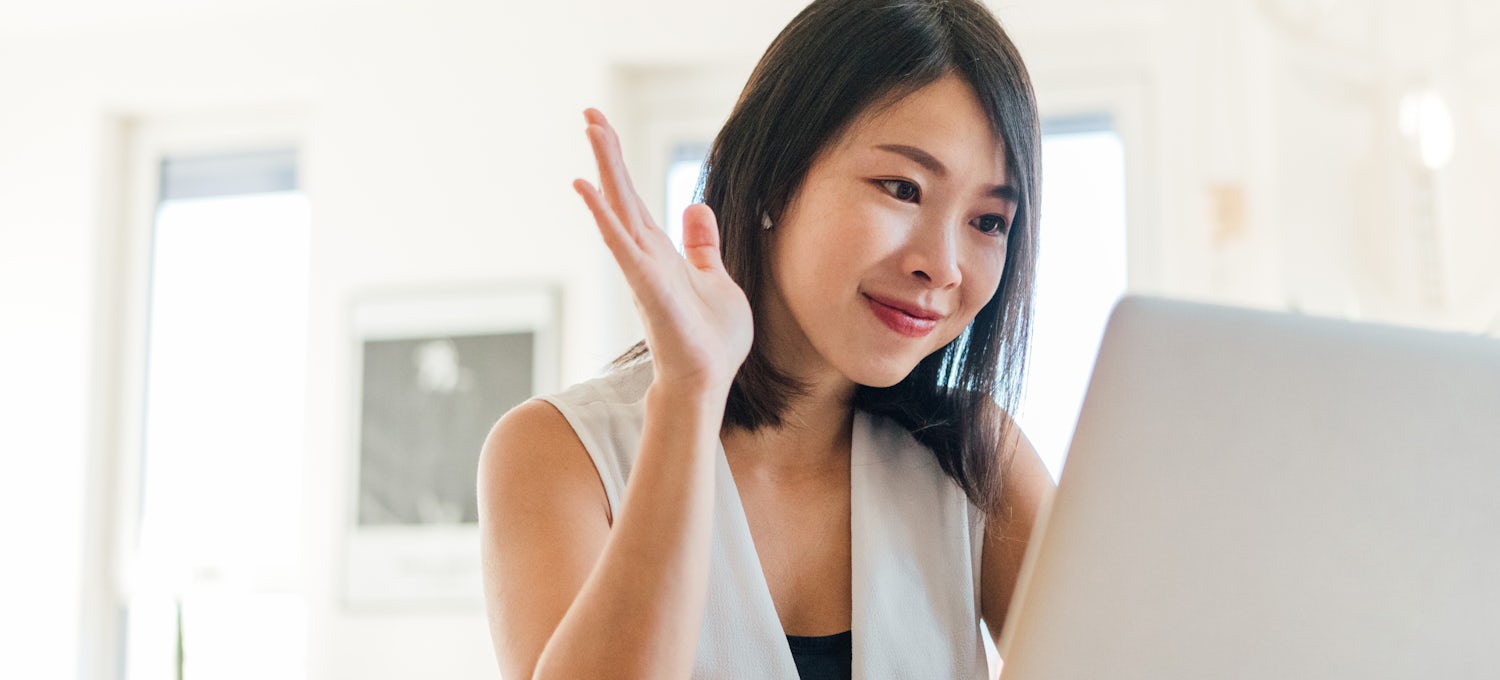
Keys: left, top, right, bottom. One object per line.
{"left": 761, "top": 213, "right": 774, "bottom": 230}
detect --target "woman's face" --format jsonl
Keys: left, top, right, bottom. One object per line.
{"left": 763, "top": 72, "right": 1016, "bottom": 389}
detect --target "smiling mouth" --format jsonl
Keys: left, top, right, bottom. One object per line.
{"left": 864, "top": 295, "right": 939, "bottom": 338}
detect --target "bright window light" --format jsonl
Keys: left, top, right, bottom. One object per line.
{"left": 1017, "top": 121, "right": 1130, "bottom": 480}
{"left": 125, "top": 184, "right": 310, "bottom": 680}
{"left": 664, "top": 144, "right": 708, "bottom": 253}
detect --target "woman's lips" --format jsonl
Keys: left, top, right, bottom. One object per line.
{"left": 865, "top": 295, "right": 938, "bottom": 338}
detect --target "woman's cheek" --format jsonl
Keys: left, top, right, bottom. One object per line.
{"left": 973, "top": 243, "right": 1007, "bottom": 291}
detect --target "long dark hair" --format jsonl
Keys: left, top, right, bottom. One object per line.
{"left": 616, "top": 0, "right": 1040, "bottom": 514}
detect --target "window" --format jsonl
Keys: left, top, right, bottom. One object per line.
{"left": 663, "top": 142, "right": 710, "bottom": 254}
{"left": 122, "top": 149, "right": 310, "bottom": 680}
{"left": 1017, "top": 116, "right": 1129, "bottom": 480}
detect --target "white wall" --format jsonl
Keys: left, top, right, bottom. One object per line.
{"left": 0, "top": 2, "right": 803, "bottom": 678}
{"left": 2, "top": 0, "right": 1497, "bottom": 678}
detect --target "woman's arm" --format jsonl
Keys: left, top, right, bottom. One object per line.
{"left": 479, "top": 108, "right": 753, "bottom": 680}
{"left": 980, "top": 425, "right": 1056, "bottom": 648}
{"left": 478, "top": 381, "right": 728, "bottom": 680}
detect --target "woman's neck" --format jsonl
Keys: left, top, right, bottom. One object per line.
{"left": 723, "top": 381, "right": 856, "bottom": 481}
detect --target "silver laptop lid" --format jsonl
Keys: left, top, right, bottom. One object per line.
{"left": 999, "top": 296, "right": 1500, "bottom": 679}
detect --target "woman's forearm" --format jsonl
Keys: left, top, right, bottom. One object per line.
{"left": 531, "top": 380, "right": 726, "bottom": 680}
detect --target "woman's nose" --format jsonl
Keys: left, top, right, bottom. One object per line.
{"left": 902, "top": 217, "right": 962, "bottom": 289}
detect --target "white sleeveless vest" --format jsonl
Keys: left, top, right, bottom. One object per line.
{"left": 539, "top": 359, "right": 991, "bottom": 679}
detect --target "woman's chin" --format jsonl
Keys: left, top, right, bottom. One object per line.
{"left": 843, "top": 356, "right": 922, "bottom": 389}
{"left": 857, "top": 375, "right": 906, "bottom": 389}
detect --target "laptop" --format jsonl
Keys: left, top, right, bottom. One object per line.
{"left": 998, "top": 295, "right": 1500, "bottom": 679}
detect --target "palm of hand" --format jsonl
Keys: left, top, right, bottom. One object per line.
{"left": 573, "top": 109, "right": 753, "bottom": 391}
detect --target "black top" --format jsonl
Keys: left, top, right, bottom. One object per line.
{"left": 786, "top": 630, "right": 852, "bottom": 680}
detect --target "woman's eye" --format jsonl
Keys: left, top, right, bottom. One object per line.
{"left": 877, "top": 179, "right": 920, "bottom": 202}
{"left": 973, "top": 214, "right": 1009, "bottom": 236}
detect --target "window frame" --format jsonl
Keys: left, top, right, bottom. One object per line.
{"left": 81, "top": 107, "right": 309, "bottom": 680}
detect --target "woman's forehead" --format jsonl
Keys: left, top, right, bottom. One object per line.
{"left": 836, "top": 76, "right": 1007, "bottom": 158}
{"left": 833, "top": 87, "right": 1011, "bottom": 182}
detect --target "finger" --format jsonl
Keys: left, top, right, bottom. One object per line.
{"left": 680, "top": 203, "right": 726, "bottom": 273}
{"left": 573, "top": 179, "right": 647, "bottom": 276}
{"left": 585, "top": 109, "right": 667, "bottom": 239}
{"left": 594, "top": 119, "right": 657, "bottom": 232}
{"left": 584, "top": 124, "right": 646, "bottom": 238}
{"left": 583, "top": 113, "right": 648, "bottom": 232}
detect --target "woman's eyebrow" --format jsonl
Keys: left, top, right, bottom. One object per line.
{"left": 876, "top": 143, "right": 948, "bottom": 176}
{"left": 874, "top": 143, "right": 1017, "bottom": 202}
{"left": 990, "top": 184, "right": 1018, "bottom": 202}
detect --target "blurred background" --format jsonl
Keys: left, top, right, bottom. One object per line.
{"left": 1, "top": 0, "right": 1496, "bottom": 677}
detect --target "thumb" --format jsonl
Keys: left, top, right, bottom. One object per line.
{"left": 680, "top": 203, "right": 726, "bottom": 272}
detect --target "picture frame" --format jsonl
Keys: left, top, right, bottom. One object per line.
{"left": 341, "top": 285, "right": 561, "bottom": 610}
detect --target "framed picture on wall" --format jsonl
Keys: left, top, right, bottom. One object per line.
{"left": 342, "top": 285, "right": 561, "bottom": 609}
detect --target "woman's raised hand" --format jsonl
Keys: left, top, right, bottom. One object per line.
{"left": 573, "top": 109, "right": 754, "bottom": 393}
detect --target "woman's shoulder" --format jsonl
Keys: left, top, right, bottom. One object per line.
{"left": 503, "top": 358, "right": 655, "bottom": 485}
{"left": 479, "top": 361, "right": 656, "bottom": 527}
{"left": 538, "top": 357, "right": 655, "bottom": 413}
{"left": 485, "top": 358, "right": 654, "bottom": 466}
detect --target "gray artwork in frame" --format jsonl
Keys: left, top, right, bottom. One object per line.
{"left": 342, "top": 285, "right": 560, "bottom": 609}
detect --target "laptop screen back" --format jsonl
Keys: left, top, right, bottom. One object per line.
{"left": 998, "top": 296, "right": 1500, "bottom": 679}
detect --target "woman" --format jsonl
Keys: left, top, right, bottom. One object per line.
{"left": 479, "top": 0, "right": 1055, "bottom": 677}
